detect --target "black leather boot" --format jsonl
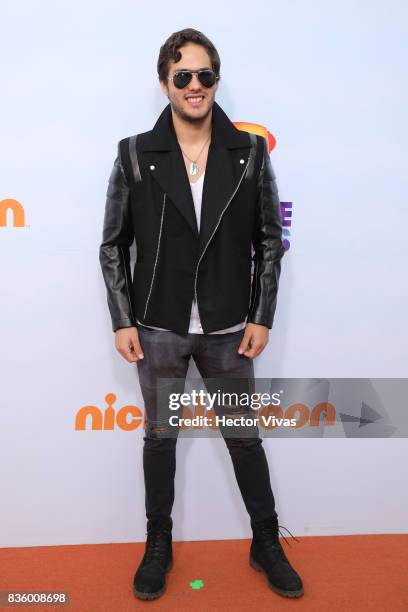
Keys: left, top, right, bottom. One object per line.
{"left": 133, "top": 516, "right": 173, "bottom": 600}
{"left": 249, "top": 514, "right": 304, "bottom": 598}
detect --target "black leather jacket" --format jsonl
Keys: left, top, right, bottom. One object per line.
{"left": 99, "top": 101, "right": 285, "bottom": 334}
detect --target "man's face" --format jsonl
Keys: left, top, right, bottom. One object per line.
{"left": 160, "top": 42, "right": 219, "bottom": 123}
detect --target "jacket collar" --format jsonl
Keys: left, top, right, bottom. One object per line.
{"left": 140, "top": 100, "right": 250, "bottom": 152}
{"left": 139, "top": 100, "right": 251, "bottom": 258}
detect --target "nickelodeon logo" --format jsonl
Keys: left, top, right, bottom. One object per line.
{"left": 233, "top": 121, "right": 292, "bottom": 251}
{"left": 75, "top": 393, "right": 336, "bottom": 431}
{"left": 75, "top": 393, "right": 145, "bottom": 431}
{"left": 0, "top": 199, "right": 26, "bottom": 227}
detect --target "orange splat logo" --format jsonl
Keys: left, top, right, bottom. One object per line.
{"left": 232, "top": 122, "right": 276, "bottom": 153}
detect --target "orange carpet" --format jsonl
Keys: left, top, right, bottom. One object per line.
{"left": 1, "top": 535, "right": 407, "bottom": 611}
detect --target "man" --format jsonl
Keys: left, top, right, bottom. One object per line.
{"left": 99, "top": 28, "right": 304, "bottom": 601}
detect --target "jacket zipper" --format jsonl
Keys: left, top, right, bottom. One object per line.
{"left": 143, "top": 192, "right": 166, "bottom": 319}
{"left": 193, "top": 159, "right": 250, "bottom": 318}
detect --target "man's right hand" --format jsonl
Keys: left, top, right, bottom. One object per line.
{"left": 115, "top": 327, "right": 144, "bottom": 362}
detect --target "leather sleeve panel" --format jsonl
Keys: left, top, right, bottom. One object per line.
{"left": 247, "top": 136, "right": 286, "bottom": 329}
{"left": 99, "top": 141, "right": 136, "bottom": 332}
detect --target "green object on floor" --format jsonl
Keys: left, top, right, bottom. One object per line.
{"left": 190, "top": 579, "right": 204, "bottom": 590}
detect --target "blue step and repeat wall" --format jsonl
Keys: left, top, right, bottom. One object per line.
{"left": 1, "top": 0, "right": 407, "bottom": 546}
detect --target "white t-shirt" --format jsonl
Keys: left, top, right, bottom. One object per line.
{"left": 137, "top": 171, "right": 247, "bottom": 334}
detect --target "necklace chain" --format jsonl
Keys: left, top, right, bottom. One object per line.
{"left": 180, "top": 135, "right": 211, "bottom": 176}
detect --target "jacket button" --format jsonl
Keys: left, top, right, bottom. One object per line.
{"left": 240, "top": 158, "right": 245, "bottom": 164}
{"left": 150, "top": 164, "right": 155, "bottom": 170}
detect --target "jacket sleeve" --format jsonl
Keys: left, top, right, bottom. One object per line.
{"left": 247, "top": 136, "right": 286, "bottom": 329}
{"left": 99, "top": 141, "right": 136, "bottom": 332}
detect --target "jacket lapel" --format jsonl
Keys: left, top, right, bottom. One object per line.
{"left": 139, "top": 101, "right": 251, "bottom": 257}
{"left": 150, "top": 147, "right": 199, "bottom": 235}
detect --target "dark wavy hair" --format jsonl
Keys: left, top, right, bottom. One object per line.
{"left": 157, "top": 28, "right": 221, "bottom": 85}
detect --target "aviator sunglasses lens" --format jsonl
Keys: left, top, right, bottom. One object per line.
{"left": 173, "top": 71, "right": 193, "bottom": 88}
{"left": 172, "top": 70, "right": 217, "bottom": 89}
{"left": 197, "top": 70, "right": 216, "bottom": 87}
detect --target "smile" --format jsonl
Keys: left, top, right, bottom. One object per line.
{"left": 185, "top": 96, "right": 204, "bottom": 106}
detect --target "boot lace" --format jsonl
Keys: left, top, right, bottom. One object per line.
{"left": 255, "top": 522, "right": 300, "bottom": 561}
{"left": 143, "top": 527, "right": 171, "bottom": 566}
{"left": 276, "top": 524, "right": 300, "bottom": 549}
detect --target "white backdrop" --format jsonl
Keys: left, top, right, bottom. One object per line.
{"left": 1, "top": 0, "right": 407, "bottom": 547}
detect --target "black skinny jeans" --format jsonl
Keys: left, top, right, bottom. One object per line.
{"left": 136, "top": 323, "right": 277, "bottom": 524}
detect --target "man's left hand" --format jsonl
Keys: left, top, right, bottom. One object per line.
{"left": 238, "top": 323, "right": 269, "bottom": 359}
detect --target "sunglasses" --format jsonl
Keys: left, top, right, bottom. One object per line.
{"left": 169, "top": 69, "right": 219, "bottom": 89}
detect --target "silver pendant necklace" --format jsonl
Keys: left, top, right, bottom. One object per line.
{"left": 180, "top": 135, "right": 211, "bottom": 176}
